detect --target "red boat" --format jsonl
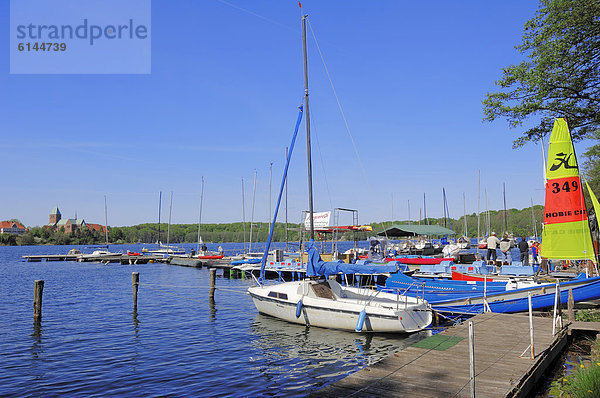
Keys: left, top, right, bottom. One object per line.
{"left": 196, "top": 254, "right": 225, "bottom": 260}
{"left": 451, "top": 271, "right": 508, "bottom": 282}
{"left": 127, "top": 251, "right": 141, "bottom": 256}
{"left": 385, "top": 257, "right": 454, "bottom": 265}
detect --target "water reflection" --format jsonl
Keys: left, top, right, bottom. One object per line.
{"left": 248, "top": 313, "right": 430, "bottom": 391}
{"left": 131, "top": 310, "right": 139, "bottom": 339}
{"left": 30, "top": 319, "right": 43, "bottom": 359}
{"left": 209, "top": 295, "right": 217, "bottom": 321}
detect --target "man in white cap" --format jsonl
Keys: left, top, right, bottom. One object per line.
{"left": 486, "top": 232, "right": 501, "bottom": 264}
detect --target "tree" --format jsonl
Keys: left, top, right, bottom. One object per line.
{"left": 483, "top": 0, "right": 600, "bottom": 147}
{"left": 583, "top": 130, "right": 600, "bottom": 196}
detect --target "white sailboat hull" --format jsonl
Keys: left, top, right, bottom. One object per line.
{"left": 248, "top": 280, "right": 432, "bottom": 333}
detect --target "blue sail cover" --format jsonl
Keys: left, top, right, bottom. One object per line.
{"left": 305, "top": 241, "right": 397, "bottom": 277}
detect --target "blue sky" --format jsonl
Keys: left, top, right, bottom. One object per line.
{"left": 2, "top": 0, "right": 577, "bottom": 228}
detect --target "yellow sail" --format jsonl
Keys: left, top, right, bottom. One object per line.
{"left": 540, "top": 118, "right": 596, "bottom": 264}
{"left": 586, "top": 181, "right": 600, "bottom": 222}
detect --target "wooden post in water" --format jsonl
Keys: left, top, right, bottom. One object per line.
{"left": 209, "top": 268, "right": 216, "bottom": 299}
{"left": 33, "top": 280, "right": 44, "bottom": 319}
{"left": 468, "top": 321, "right": 475, "bottom": 398}
{"left": 132, "top": 272, "right": 139, "bottom": 311}
{"left": 568, "top": 288, "right": 575, "bottom": 322}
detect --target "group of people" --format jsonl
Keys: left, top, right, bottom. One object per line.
{"left": 190, "top": 244, "right": 224, "bottom": 257}
{"left": 485, "top": 232, "right": 540, "bottom": 266}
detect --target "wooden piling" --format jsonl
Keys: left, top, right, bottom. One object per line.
{"left": 209, "top": 268, "right": 216, "bottom": 298}
{"left": 33, "top": 280, "right": 44, "bottom": 319}
{"left": 568, "top": 288, "right": 575, "bottom": 322}
{"left": 132, "top": 272, "right": 139, "bottom": 310}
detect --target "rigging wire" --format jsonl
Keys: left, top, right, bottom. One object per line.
{"left": 306, "top": 18, "right": 374, "bottom": 199}
{"left": 310, "top": 112, "right": 335, "bottom": 211}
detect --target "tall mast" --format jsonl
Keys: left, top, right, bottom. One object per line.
{"left": 540, "top": 135, "right": 547, "bottom": 184}
{"left": 242, "top": 177, "right": 247, "bottom": 254}
{"left": 442, "top": 188, "right": 447, "bottom": 228}
{"left": 167, "top": 191, "right": 173, "bottom": 250}
{"left": 269, "top": 162, "right": 273, "bottom": 234}
{"left": 463, "top": 192, "right": 467, "bottom": 237}
{"left": 485, "top": 189, "right": 490, "bottom": 235}
{"left": 302, "top": 14, "right": 314, "bottom": 241}
{"left": 503, "top": 182, "right": 508, "bottom": 234}
{"left": 104, "top": 195, "right": 109, "bottom": 245}
{"left": 196, "top": 176, "right": 204, "bottom": 252}
{"left": 423, "top": 192, "right": 428, "bottom": 225}
{"left": 285, "top": 147, "right": 289, "bottom": 252}
{"left": 477, "top": 171, "right": 481, "bottom": 256}
{"left": 157, "top": 191, "right": 162, "bottom": 244}
{"left": 531, "top": 197, "right": 537, "bottom": 238}
{"left": 408, "top": 200, "right": 411, "bottom": 224}
{"left": 249, "top": 170, "right": 257, "bottom": 252}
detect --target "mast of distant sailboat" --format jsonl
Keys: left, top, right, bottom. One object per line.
{"left": 157, "top": 191, "right": 162, "bottom": 245}
{"left": 249, "top": 170, "right": 257, "bottom": 253}
{"left": 242, "top": 177, "right": 247, "bottom": 254}
{"left": 104, "top": 195, "right": 109, "bottom": 245}
{"left": 196, "top": 176, "right": 204, "bottom": 253}
{"left": 166, "top": 191, "right": 173, "bottom": 250}
{"left": 463, "top": 192, "right": 467, "bottom": 237}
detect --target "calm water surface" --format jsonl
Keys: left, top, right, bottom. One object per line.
{"left": 0, "top": 243, "right": 430, "bottom": 397}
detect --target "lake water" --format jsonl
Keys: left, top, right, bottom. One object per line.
{"left": 0, "top": 243, "right": 432, "bottom": 397}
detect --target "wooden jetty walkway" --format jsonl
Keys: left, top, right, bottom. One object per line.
{"left": 312, "top": 312, "right": 585, "bottom": 397}
{"left": 23, "top": 253, "right": 165, "bottom": 265}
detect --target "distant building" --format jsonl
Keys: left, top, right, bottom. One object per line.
{"left": 56, "top": 218, "right": 87, "bottom": 234}
{"left": 49, "top": 207, "right": 61, "bottom": 225}
{"left": 87, "top": 223, "right": 109, "bottom": 233}
{"left": 0, "top": 221, "right": 27, "bottom": 235}
{"left": 47, "top": 206, "right": 106, "bottom": 235}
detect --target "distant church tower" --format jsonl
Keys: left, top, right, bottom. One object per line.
{"left": 49, "top": 207, "right": 61, "bottom": 225}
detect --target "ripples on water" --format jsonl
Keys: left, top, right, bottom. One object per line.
{"left": 0, "top": 244, "right": 429, "bottom": 397}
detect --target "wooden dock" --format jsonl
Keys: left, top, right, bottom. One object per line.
{"left": 312, "top": 312, "right": 575, "bottom": 397}
{"left": 22, "top": 253, "right": 164, "bottom": 265}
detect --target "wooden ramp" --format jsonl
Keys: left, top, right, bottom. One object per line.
{"left": 312, "top": 313, "right": 567, "bottom": 397}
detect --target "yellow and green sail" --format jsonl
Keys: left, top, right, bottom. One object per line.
{"left": 540, "top": 118, "right": 596, "bottom": 264}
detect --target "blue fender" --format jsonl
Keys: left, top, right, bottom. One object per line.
{"left": 355, "top": 310, "right": 366, "bottom": 332}
{"left": 296, "top": 300, "right": 303, "bottom": 318}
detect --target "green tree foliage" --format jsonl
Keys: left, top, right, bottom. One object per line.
{"left": 583, "top": 130, "right": 600, "bottom": 196}
{"left": 374, "top": 205, "right": 544, "bottom": 239}
{"left": 483, "top": 0, "right": 600, "bottom": 147}
{"left": 0, "top": 205, "right": 550, "bottom": 246}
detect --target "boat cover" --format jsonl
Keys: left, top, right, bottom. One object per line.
{"left": 305, "top": 241, "right": 397, "bottom": 277}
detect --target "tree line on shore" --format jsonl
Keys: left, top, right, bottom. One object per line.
{"left": 1, "top": 205, "right": 548, "bottom": 246}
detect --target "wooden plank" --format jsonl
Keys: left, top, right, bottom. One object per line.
{"left": 311, "top": 312, "right": 563, "bottom": 398}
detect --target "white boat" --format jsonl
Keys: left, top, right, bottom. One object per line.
{"left": 146, "top": 243, "right": 186, "bottom": 255}
{"left": 247, "top": 14, "right": 432, "bottom": 333}
{"left": 248, "top": 278, "right": 432, "bottom": 333}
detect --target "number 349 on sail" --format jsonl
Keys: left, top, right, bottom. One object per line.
{"left": 544, "top": 176, "right": 586, "bottom": 224}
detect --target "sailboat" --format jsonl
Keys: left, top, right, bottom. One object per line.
{"left": 247, "top": 14, "right": 432, "bottom": 333}
{"left": 147, "top": 192, "right": 185, "bottom": 256}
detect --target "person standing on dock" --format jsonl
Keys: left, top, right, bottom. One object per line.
{"left": 499, "top": 234, "right": 512, "bottom": 264}
{"left": 486, "top": 232, "right": 500, "bottom": 264}
{"left": 518, "top": 237, "right": 529, "bottom": 266}
{"left": 531, "top": 242, "right": 540, "bottom": 266}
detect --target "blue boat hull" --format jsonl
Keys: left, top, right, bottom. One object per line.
{"left": 429, "top": 276, "right": 600, "bottom": 314}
